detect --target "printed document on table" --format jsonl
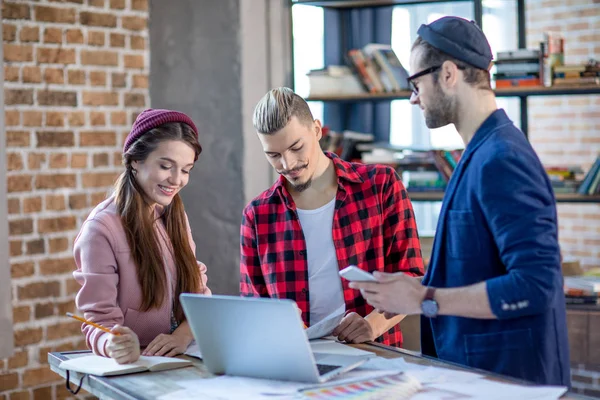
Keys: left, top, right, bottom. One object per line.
{"left": 306, "top": 304, "right": 345, "bottom": 340}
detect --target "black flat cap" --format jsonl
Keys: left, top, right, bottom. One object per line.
{"left": 417, "top": 16, "right": 493, "bottom": 71}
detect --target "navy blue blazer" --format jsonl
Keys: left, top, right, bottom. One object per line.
{"left": 421, "top": 109, "right": 570, "bottom": 387}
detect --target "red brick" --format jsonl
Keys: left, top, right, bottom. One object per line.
{"left": 22, "top": 66, "right": 41, "bottom": 83}
{"left": 130, "top": 35, "right": 145, "bottom": 50}
{"left": 35, "top": 175, "right": 76, "bottom": 190}
{"left": 7, "top": 198, "right": 20, "bottom": 214}
{"left": 9, "top": 390, "right": 30, "bottom": 400}
{"left": 110, "top": 32, "right": 125, "bottom": 48}
{"left": 43, "top": 27, "right": 62, "bottom": 43}
{"left": 49, "top": 153, "right": 67, "bottom": 169}
{"left": 8, "top": 351, "right": 29, "bottom": 369}
{"left": 65, "top": 28, "right": 83, "bottom": 44}
{"left": 35, "top": 302, "right": 55, "bottom": 319}
{"left": 36, "top": 131, "right": 74, "bottom": 147}
{"left": 3, "top": 23, "right": 17, "bottom": 42}
{"left": 13, "top": 305, "right": 31, "bottom": 323}
{"left": 37, "top": 90, "right": 77, "bottom": 106}
{"left": 111, "top": 111, "right": 127, "bottom": 125}
{"left": 9, "top": 218, "right": 33, "bottom": 235}
{"left": 46, "top": 111, "right": 64, "bottom": 127}
{"left": 91, "top": 191, "right": 108, "bottom": 205}
{"left": 124, "top": 93, "right": 146, "bottom": 107}
{"left": 5, "top": 110, "right": 20, "bottom": 126}
{"left": 81, "top": 11, "right": 116, "bottom": 27}
{"left": 14, "top": 327, "right": 43, "bottom": 346}
{"left": 93, "top": 152, "right": 110, "bottom": 166}
{"left": 90, "top": 111, "right": 107, "bottom": 126}
{"left": 110, "top": 0, "right": 125, "bottom": 8}
{"left": 68, "top": 112, "right": 86, "bottom": 127}
{"left": 70, "top": 153, "right": 88, "bottom": 168}
{"left": 81, "top": 50, "right": 118, "bottom": 66}
{"left": 83, "top": 91, "right": 118, "bottom": 106}
{"left": 19, "top": 25, "right": 39, "bottom": 42}
{"left": 124, "top": 54, "right": 144, "bottom": 69}
{"left": 26, "top": 239, "right": 45, "bottom": 255}
{"left": 82, "top": 172, "right": 119, "bottom": 188}
{"left": 34, "top": 6, "right": 76, "bottom": 23}
{"left": 7, "top": 175, "right": 33, "bottom": 192}
{"left": 89, "top": 70, "right": 107, "bottom": 86}
{"left": 0, "top": 372, "right": 19, "bottom": 392}
{"left": 27, "top": 153, "right": 46, "bottom": 170}
{"left": 10, "top": 240, "right": 23, "bottom": 257}
{"left": 23, "top": 111, "right": 42, "bottom": 126}
{"left": 132, "top": 74, "right": 148, "bottom": 88}
{"left": 22, "top": 367, "right": 61, "bottom": 387}
{"left": 67, "top": 69, "right": 85, "bottom": 85}
{"left": 88, "top": 30, "right": 105, "bottom": 46}
{"left": 36, "top": 47, "right": 75, "bottom": 64}
{"left": 80, "top": 130, "right": 117, "bottom": 146}
{"left": 23, "top": 197, "right": 42, "bottom": 213}
{"left": 49, "top": 237, "right": 69, "bottom": 253}
{"left": 37, "top": 216, "right": 77, "bottom": 232}
{"left": 3, "top": 3, "right": 31, "bottom": 20}
{"left": 68, "top": 194, "right": 88, "bottom": 209}
{"left": 4, "top": 65, "right": 19, "bottom": 81}
{"left": 11, "top": 262, "right": 34, "bottom": 278}
{"left": 46, "top": 321, "right": 81, "bottom": 341}
{"left": 131, "top": 0, "right": 148, "bottom": 11}
{"left": 122, "top": 15, "right": 146, "bottom": 31}
{"left": 40, "top": 258, "right": 75, "bottom": 275}
{"left": 7, "top": 152, "right": 23, "bottom": 171}
{"left": 7, "top": 130, "right": 31, "bottom": 146}
{"left": 44, "top": 68, "right": 64, "bottom": 84}
{"left": 56, "top": 299, "right": 75, "bottom": 316}
{"left": 33, "top": 386, "right": 52, "bottom": 400}
{"left": 5, "top": 89, "right": 33, "bottom": 105}
{"left": 112, "top": 72, "right": 126, "bottom": 87}
{"left": 4, "top": 43, "right": 33, "bottom": 61}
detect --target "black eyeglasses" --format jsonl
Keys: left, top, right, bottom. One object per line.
{"left": 407, "top": 66, "right": 441, "bottom": 95}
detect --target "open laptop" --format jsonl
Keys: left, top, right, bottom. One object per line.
{"left": 180, "top": 294, "right": 368, "bottom": 383}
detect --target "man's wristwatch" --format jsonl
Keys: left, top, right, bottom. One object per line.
{"left": 421, "top": 287, "right": 439, "bottom": 318}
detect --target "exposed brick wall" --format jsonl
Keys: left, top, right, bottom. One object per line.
{"left": 527, "top": 1, "right": 600, "bottom": 397}
{"left": 1, "top": 0, "right": 149, "bottom": 398}
{"left": 526, "top": 0, "right": 600, "bottom": 272}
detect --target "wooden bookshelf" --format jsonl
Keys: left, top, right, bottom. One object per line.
{"left": 407, "top": 192, "right": 600, "bottom": 203}
{"left": 305, "top": 85, "right": 600, "bottom": 102}
{"left": 292, "top": 0, "right": 472, "bottom": 8}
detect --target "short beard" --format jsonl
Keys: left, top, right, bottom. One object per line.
{"left": 291, "top": 178, "right": 312, "bottom": 193}
{"left": 424, "top": 83, "right": 457, "bottom": 129}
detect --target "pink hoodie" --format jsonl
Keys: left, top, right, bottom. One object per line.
{"left": 73, "top": 197, "right": 210, "bottom": 356}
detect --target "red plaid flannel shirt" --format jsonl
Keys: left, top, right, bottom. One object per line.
{"left": 240, "top": 152, "right": 424, "bottom": 346}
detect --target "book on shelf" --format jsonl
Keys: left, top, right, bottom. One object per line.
{"left": 346, "top": 45, "right": 410, "bottom": 94}
{"left": 564, "top": 276, "right": 600, "bottom": 294}
{"left": 307, "top": 66, "right": 365, "bottom": 96}
{"left": 577, "top": 156, "right": 600, "bottom": 195}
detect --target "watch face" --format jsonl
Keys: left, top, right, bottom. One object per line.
{"left": 422, "top": 299, "right": 439, "bottom": 318}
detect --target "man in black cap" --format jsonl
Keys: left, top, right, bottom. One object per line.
{"left": 350, "top": 16, "right": 570, "bottom": 387}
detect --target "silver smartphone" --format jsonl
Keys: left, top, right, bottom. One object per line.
{"left": 339, "top": 265, "right": 377, "bottom": 282}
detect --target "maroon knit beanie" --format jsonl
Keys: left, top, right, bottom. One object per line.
{"left": 123, "top": 108, "right": 200, "bottom": 153}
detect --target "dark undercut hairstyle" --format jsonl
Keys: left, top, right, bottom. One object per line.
{"left": 412, "top": 36, "right": 492, "bottom": 91}
{"left": 252, "top": 87, "right": 315, "bottom": 134}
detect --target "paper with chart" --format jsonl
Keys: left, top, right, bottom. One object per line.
{"left": 306, "top": 304, "right": 345, "bottom": 340}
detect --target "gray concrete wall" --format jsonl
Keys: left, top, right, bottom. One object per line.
{"left": 149, "top": 0, "right": 290, "bottom": 295}
{"left": 0, "top": 18, "right": 14, "bottom": 359}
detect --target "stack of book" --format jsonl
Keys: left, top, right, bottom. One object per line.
{"left": 320, "top": 128, "right": 374, "bottom": 162}
{"left": 553, "top": 63, "right": 600, "bottom": 86}
{"left": 577, "top": 155, "right": 600, "bottom": 195}
{"left": 564, "top": 276, "right": 600, "bottom": 305}
{"left": 493, "top": 49, "right": 541, "bottom": 88}
{"left": 545, "top": 165, "right": 584, "bottom": 194}
{"left": 346, "top": 44, "right": 410, "bottom": 93}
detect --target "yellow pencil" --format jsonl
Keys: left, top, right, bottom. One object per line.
{"left": 66, "top": 312, "right": 121, "bottom": 336}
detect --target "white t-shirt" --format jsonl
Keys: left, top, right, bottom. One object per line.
{"left": 296, "top": 197, "right": 345, "bottom": 325}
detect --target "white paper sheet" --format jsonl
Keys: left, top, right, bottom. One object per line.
{"left": 305, "top": 304, "right": 345, "bottom": 340}
{"left": 310, "top": 339, "right": 375, "bottom": 357}
{"left": 156, "top": 369, "right": 398, "bottom": 400}
{"left": 427, "top": 380, "right": 567, "bottom": 400}
{"left": 183, "top": 341, "right": 202, "bottom": 359}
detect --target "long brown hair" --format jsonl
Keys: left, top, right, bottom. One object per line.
{"left": 113, "top": 122, "right": 202, "bottom": 322}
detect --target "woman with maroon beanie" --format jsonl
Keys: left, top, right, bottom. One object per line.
{"left": 73, "top": 109, "right": 211, "bottom": 364}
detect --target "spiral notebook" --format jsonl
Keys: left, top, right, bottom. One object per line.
{"left": 59, "top": 355, "right": 192, "bottom": 377}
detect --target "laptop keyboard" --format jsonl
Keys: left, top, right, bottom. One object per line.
{"left": 317, "top": 364, "right": 341, "bottom": 376}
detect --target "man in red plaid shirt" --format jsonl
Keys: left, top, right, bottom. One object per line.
{"left": 240, "top": 87, "right": 424, "bottom": 347}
